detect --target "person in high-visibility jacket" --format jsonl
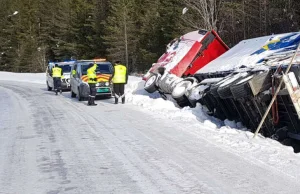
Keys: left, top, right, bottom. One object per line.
{"left": 51, "top": 64, "right": 63, "bottom": 95}
{"left": 87, "top": 63, "right": 98, "bottom": 106}
{"left": 109, "top": 61, "right": 128, "bottom": 104}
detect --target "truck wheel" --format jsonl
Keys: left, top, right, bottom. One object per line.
{"left": 210, "top": 77, "right": 231, "bottom": 98}
{"left": 144, "top": 75, "right": 158, "bottom": 93}
{"left": 230, "top": 75, "right": 254, "bottom": 99}
{"left": 47, "top": 82, "right": 52, "bottom": 91}
{"left": 172, "top": 80, "right": 192, "bottom": 99}
{"left": 217, "top": 74, "right": 247, "bottom": 99}
{"left": 210, "top": 84, "right": 219, "bottom": 97}
{"left": 172, "top": 80, "right": 191, "bottom": 107}
{"left": 175, "top": 95, "right": 192, "bottom": 108}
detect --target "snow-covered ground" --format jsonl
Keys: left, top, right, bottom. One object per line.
{"left": 0, "top": 71, "right": 45, "bottom": 84}
{"left": 1, "top": 72, "right": 300, "bottom": 193}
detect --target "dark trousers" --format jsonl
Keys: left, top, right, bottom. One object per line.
{"left": 113, "top": 83, "right": 125, "bottom": 103}
{"left": 89, "top": 83, "right": 96, "bottom": 97}
{"left": 53, "top": 77, "right": 61, "bottom": 91}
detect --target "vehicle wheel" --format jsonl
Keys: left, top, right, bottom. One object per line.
{"left": 175, "top": 95, "right": 193, "bottom": 108}
{"left": 172, "top": 80, "right": 193, "bottom": 108}
{"left": 217, "top": 74, "right": 247, "bottom": 99}
{"left": 210, "top": 84, "right": 219, "bottom": 97}
{"left": 172, "top": 80, "right": 192, "bottom": 99}
{"left": 230, "top": 75, "right": 254, "bottom": 99}
{"left": 77, "top": 87, "right": 83, "bottom": 101}
{"left": 71, "top": 88, "right": 76, "bottom": 98}
{"left": 210, "top": 77, "right": 231, "bottom": 98}
{"left": 47, "top": 82, "right": 52, "bottom": 91}
{"left": 144, "top": 75, "right": 158, "bottom": 93}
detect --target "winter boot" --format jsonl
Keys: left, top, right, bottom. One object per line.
{"left": 91, "top": 97, "right": 97, "bottom": 106}
{"left": 87, "top": 97, "right": 92, "bottom": 106}
{"left": 55, "top": 89, "right": 58, "bottom": 95}
{"left": 114, "top": 97, "right": 118, "bottom": 104}
{"left": 60, "top": 89, "right": 62, "bottom": 94}
{"left": 122, "top": 97, "right": 125, "bottom": 104}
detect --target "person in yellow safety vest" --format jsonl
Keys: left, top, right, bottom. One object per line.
{"left": 51, "top": 64, "right": 63, "bottom": 95}
{"left": 72, "top": 69, "right": 76, "bottom": 76}
{"left": 87, "top": 63, "right": 98, "bottom": 106}
{"left": 109, "top": 61, "right": 128, "bottom": 104}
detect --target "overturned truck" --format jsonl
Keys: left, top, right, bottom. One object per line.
{"left": 144, "top": 31, "right": 300, "bottom": 150}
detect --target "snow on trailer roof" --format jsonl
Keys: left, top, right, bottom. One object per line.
{"left": 196, "top": 32, "right": 300, "bottom": 74}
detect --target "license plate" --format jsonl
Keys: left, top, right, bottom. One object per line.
{"left": 97, "top": 88, "right": 109, "bottom": 93}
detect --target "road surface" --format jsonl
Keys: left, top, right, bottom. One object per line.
{"left": 1, "top": 81, "right": 300, "bottom": 194}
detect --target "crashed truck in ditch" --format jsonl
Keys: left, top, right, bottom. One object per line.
{"left": 143, "top": 29, "right": 229, "bottom": 105}
{"left": 143, "top": 31, "right": 300, "bottom": 147}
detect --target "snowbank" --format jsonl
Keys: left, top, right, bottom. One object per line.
{"left": 126, "top": 76, "right": 300, "bottom": 179}
{"left": 0, "top": 71, "right": 45, "bottom": 84}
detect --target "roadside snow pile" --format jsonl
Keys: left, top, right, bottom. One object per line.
{"left": 126, "top": 76, "right": 241, "bottom": 128}
{"left": 126, "top": 76, "right": 300, "bottom": 179}
{"left": 0, "top": 71, "right": 45, "bottom": 84}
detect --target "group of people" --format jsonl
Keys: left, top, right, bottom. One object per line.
{"left": 51, "top": 61, "right": 128, "bottom": 106}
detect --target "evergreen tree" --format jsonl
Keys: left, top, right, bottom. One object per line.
{"left": 103, "top": 0, "right": 138, "bottom": 72}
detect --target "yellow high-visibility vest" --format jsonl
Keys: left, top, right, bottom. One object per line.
{"left": 52, "top": 67, "right": 62, "bottom": 78}
{"left": 87, "top": 64, "right": 97, "bottom": 84}
{"left": 112, "top": 64, "right": 127, "bottom": 83}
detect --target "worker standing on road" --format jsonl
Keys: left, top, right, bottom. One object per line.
{"left": 51, "top": 64, "right": 63, "bottom": 95}
{"left": 87, "top": 63, "right": 98, "bottom": 106}
{"left": 109, "top": 61, "right": 128, "bottom": 104}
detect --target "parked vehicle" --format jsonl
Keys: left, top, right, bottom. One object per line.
{"left": 70, "top": 59, "right": 113, "bottom": 101}
{"left": 46, "top": 61, "right": 75, "bottom": 91}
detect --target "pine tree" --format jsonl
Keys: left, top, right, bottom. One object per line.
{"left": 103, "top": 0, "right": 138, "bottom": 72}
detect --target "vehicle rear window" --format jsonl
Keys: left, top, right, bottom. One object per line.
{"left": 59, "top": 65, "right": 72, "bottom": 73}
{"left": 82, "top": 62, "right": 113, "bottom": 75}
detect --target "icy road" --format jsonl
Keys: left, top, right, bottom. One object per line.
{"left": 1, "top": 74, "right": 300, "bottom": 194}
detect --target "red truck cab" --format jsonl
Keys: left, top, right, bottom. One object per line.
{"left": 143, "top": 30, "right": 229, "bottom": 80}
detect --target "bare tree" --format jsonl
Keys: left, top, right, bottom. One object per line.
{"left": 183, "top": 0, "right": 223, "bottom": 31}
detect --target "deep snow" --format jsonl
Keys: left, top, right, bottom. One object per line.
{"left": 1, "top": 71, "right": 300, "bottom": 178}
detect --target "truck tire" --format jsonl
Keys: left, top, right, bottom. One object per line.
{"left": 210, "top": 76, "right": 232, "bottom": 98}
{"left": 210, "top": 84, "right": 219, "bottom": 97}
{"left": 231, "top": 71, "right": 271, "bottom": 99}
{"left": 175, "top": 95, "right": 192, "bottom": 108}
{"left": 47, "top": 82, "right": 52, "bottom": 91}
{"left": 217, "top": 74, "right": 247, "bottom": 99}
{"left": 172, "top": 80, "right": 194, "bottom": 108}
{"left": 230, "top": 75, "right": 254, "bottom": 99}
{"left": 171, "top": 80, "right": 192, "bottom": 99}
{"left": 144, "top": 75, "right": 158, "bottom": 93}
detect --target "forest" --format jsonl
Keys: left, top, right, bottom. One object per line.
{"left": 0, "top": 0, "right": 299, "bottom": 73}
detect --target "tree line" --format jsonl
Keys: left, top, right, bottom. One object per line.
{"left": 0, "top": 0, "right": 299, "bottom": 73}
